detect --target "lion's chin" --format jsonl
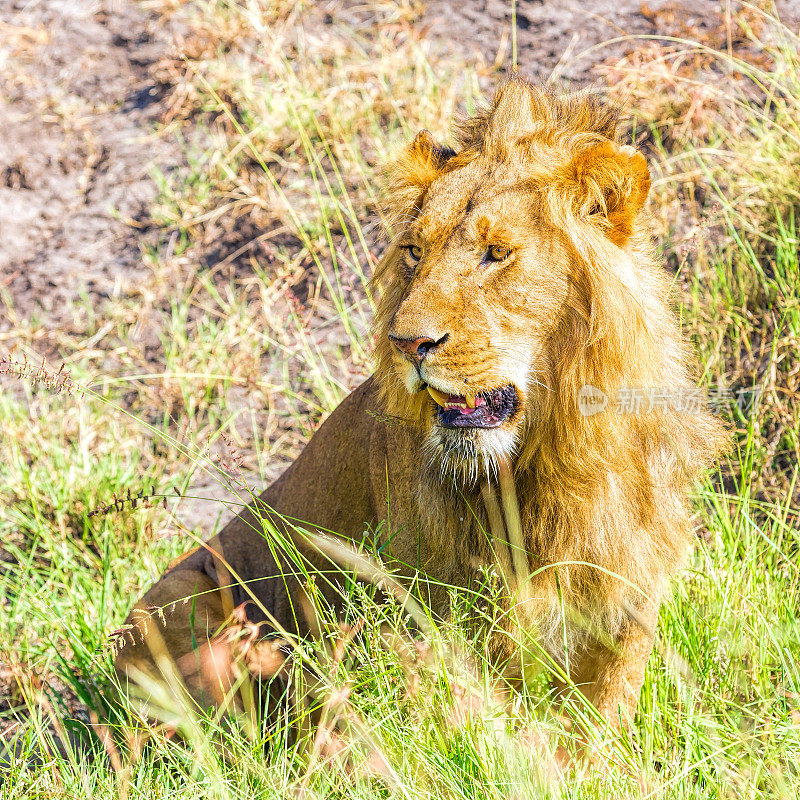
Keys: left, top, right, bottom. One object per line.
{"left": 423, "top": 424, "right": 519, "bottom": 484}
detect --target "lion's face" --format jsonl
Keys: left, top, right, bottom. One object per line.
{"left": 372, "top": 79, "right": 653, "bottom": 481}
{"left": 386, "top": 159, "right": 571, "bottom": 476}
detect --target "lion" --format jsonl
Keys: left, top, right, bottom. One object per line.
{"left": 115, "top": 76, "right": 726, "bottom": 735}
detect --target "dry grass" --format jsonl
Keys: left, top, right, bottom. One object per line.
{"left": 1, "top": 1, "right": 799, "bottom": 797}
{"left": 596, "top": 2, "right": 800, "bottom": 506}
{"left": 137, "top": 0, "right": 482, "bottom": 461}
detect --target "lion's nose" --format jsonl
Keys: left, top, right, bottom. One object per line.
{"left": 388, "top": 332, "right": 449, "bottom": 365}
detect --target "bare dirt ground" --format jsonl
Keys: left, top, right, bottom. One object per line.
{"left": 0, "top": 0, "right": 180, "bottom": 332}
{"left": 426, "top": 0, "right": 659, "bottom": 79}
{"left": 4, "top": 0, "right": 799, "bottom": 344}
{"left": 426, "top": 0, "right": 799, "bottom": 80}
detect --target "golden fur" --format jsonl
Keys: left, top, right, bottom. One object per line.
{"left": 116, "top": 76, "right": 726, "bottom": 732}
{"left": 371, "top": 76, "right": 726, "bottom": 663}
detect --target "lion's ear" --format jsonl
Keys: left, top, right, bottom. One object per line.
{"left": 569, "top": 142, "right": 650, "bottom": 247}
{"left": 384, "top": 130, "right": 454, "bottom": 215}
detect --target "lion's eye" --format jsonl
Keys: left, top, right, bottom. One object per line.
{"left": 486, "top": 245, "right": 511, "bottom": 262}
{"left": 407, "top": 245, "right": 424, "bottom": 262}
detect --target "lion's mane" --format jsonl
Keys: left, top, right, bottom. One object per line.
{"left": 369, "top": 76, "right": 727, "bottom": 658}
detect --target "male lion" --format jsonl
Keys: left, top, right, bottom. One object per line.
{"left": 116, "top": 76, "right": 725, "bottom": 732}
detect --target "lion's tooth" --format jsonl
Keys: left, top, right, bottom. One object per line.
{"left": 465, "top": 393, "right": 476, "bottom": 409}
{"left": 427, "top": 386, "right": 450, "bottom": 407}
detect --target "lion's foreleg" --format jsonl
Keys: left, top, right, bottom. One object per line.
{"left": 113, "top": 569, "right": 243, "bottom": 712}
{"left": 566, "top": 601, "right": 659, "bottom": 731}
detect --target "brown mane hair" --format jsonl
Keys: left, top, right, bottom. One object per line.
{"left": 370, "top": 75, "right": 727, "bottom": 648}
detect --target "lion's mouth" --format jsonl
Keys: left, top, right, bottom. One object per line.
{"left": 425, "top": 384, "right": 519, "bottom": 429}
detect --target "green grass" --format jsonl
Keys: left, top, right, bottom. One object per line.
{"left": 2, "top": 1, "right": 800, "bottom": 798}
{"left": 1, "top": 385, "right": 798, "bottom": 798}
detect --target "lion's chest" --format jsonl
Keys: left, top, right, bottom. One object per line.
{"left": 379, "top": 492, "right": 627, "bottom": 667}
